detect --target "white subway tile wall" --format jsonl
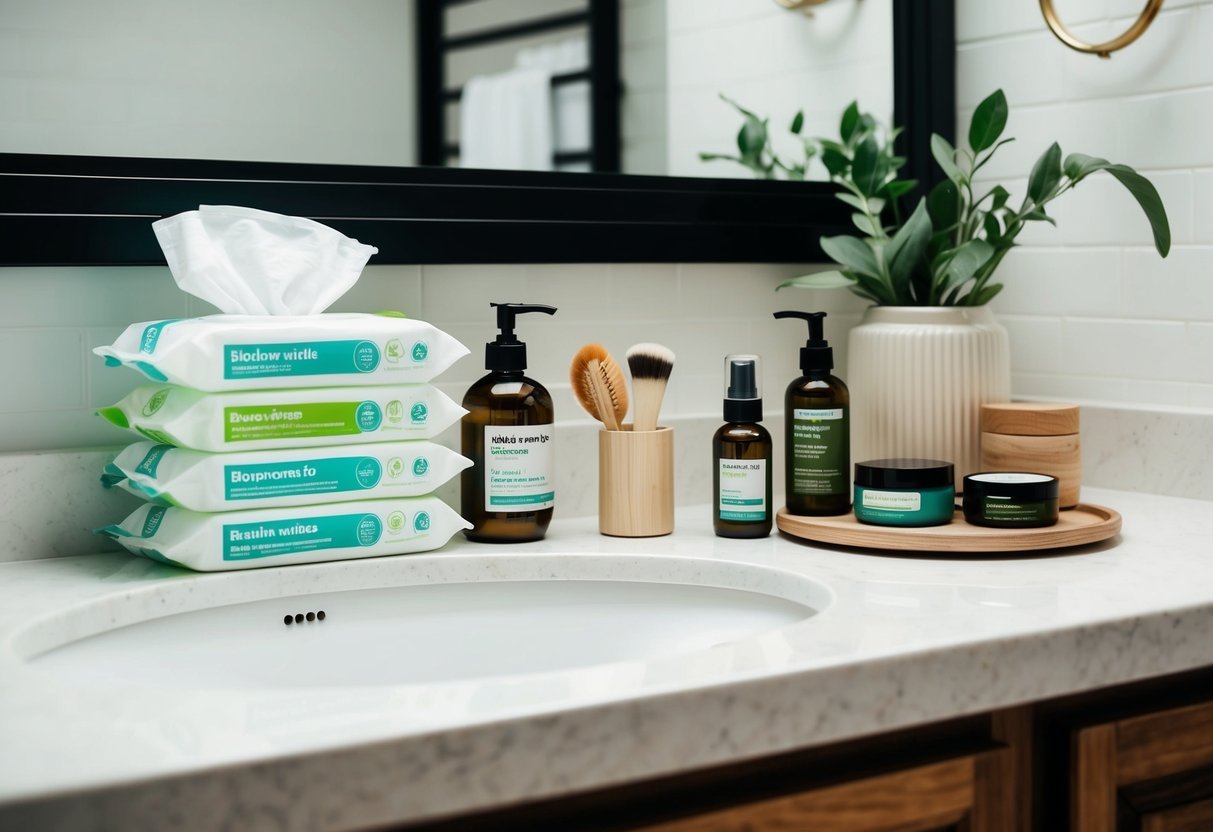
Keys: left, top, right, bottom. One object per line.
{"left": 664, "top": 0, "right": 893, "bottom": 179}
{"left": 963, "top": 1, "right": 1213, "bottom": 408}
{"left": 0, "top": 262, "right": 862, "bottom": 453}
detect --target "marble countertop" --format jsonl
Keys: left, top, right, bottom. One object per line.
{"left": 3, "top": 486, "right": 1213, "bottom": 830}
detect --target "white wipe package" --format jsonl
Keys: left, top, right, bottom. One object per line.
{"left": 98, "top": 498, "right": 471, "bottom": 571}
{"left": 102, "top": 440, "right": 471, "bottom": 512}
{"left": 152, "top": 205, "right": 377, "bottom": 315}
{"left": 94, "top": 313, "right": 469, "bottom": 391}
{"left": 99, "top": 384, "right": 466, "bottom": 452}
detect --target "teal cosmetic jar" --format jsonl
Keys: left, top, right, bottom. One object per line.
{"left": 853, "top": 458, "right": 956, "bottom": 527}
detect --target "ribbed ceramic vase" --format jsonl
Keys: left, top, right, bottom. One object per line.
{"left": 847, "top": 306, "right": 1011, "bottom": 491}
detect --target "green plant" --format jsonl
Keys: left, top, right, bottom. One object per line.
{"left": 704, "top": 90, "right": 1171, "bottom": 306}
{"left": 698, "top": 96, "right": 816, "bottom": 180}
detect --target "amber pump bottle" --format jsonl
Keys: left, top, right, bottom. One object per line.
{"left": 774, "top": 311, "right": 850, "bottom": 516}
{"left": 461, "top": 302, "right": 557, "bottom": 543}
{"left": 713, "top": 354, "right": 773, "bottom": 538}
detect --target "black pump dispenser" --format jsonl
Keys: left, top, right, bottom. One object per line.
{"left": 485, "top": 302, "right": 557, "bottom": 372}
{"left": 774, "top": 310, "right": 833, "bottom": 375}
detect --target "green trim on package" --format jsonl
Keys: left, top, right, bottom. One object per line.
{"left": 222, "top": 401, "right": 382, "bottom": 443}
{"left": 97, "top": 406, "right": 129, "bottom": 429}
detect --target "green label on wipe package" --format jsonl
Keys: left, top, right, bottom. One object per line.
{"left": 223, "top": 401, "right": 382, "bottom": 443}
{"left": 223, "top": 512, "right": 383, "bottom": 561}
{"left": 224, "top": 340, "right": 381, "bottom": 380}
{"left": 790, "top": 407, "right": 848, "bottom": 496}
{"left": 225, "top": 456, "right": 383, "bottom": 501}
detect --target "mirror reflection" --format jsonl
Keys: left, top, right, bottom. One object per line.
{"left": 0, "top": 0, "right": 891, "bottom": 179}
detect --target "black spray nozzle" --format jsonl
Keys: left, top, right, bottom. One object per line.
{"left": 727, "top": 358, "right": 758, "bottom": 400}
{"left": 723, "top": 355, "right": 762, "bottom": 422}
{"left": 491, "top": 302, "right": 557, "bottom": 344}
{"left": 774, "top": 310, "right": 833, "bottom": 374}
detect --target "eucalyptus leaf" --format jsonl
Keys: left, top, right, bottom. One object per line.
{"left": 968, "top": 89, "right": 1008, "bottom": 153}
{"left": 851, "top": 212, "right": 880, "bottom": 236}
{"left": 983, "top": 213, "right": 1002, "bottom": 242}
{"left": 821, "top": 147, "right": 849, "bottom": 176}
{"left": 1021, "top": 208, "right": 1057, "bottom": 226}
{"left": 737, "top": 118, "right": 767, "bottom": 161}
{"left": 966, "top": 283, "right": 1004, "bottom": 306}
{"left": 927, "top": 179, "right": 959, "bottom": 231}
{"left": 939, "top": 239, "right": 994, "bottom": 294}
{"left": 851, "top": 271, "right": 897, "bottom": 306}
{"left": 835, "top": 192, "right": 869, "bottom": 211}
{"left": 930, "top": 134, "right": 966, "bottom": 185}
{"left": 1062, "top": 152, "right": 1109, "bottom": 180}
{"left": 1101, "top": 164, "right": 1171, "bottom": 256}
{"left": 820, "top": 234, "right": 883, "bottom": 279}
{"left": 777, "top": 271, "right": 857, "bottom": 290}
{"left": 885, "top": 200, "right": 932, "bottom": 292}
{"left": 882, "top": 179, "right": 919, "bottom": 199}
{"left": 1027, "top": 142, "right": 1062, "bottom": 203}
{"left": 840, "top": 102, "right": 860, "bottom": 143}
{"left": 990, "top": 185, "right": 1010, "bottom": 210}
{"left": 852, "top": 135, "right": 886, "bottom": 196}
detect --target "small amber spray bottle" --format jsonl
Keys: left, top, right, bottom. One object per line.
{"left": 712, "top": 354, "right": 773, "bottom": 538}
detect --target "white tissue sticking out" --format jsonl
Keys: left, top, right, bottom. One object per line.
{"left": 152, "top": 205, "right": 378, "bottom": 315}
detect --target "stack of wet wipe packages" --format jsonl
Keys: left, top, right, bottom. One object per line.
{"left": 95, "top": 205, "right": 473, "bottom": 571}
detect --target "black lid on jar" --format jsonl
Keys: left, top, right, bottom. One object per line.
{"left": 855, "top": 458, "right": 954, "bottom": 490}
{"left": 963, "top": 472, "right": 1059, "bottom": 501}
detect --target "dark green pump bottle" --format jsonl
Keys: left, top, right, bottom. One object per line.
{"left": 774, "top": 311, "right": 850, "bottom": 516}
{"left": 713, "top": 354, "right": 772, "bottom": 538}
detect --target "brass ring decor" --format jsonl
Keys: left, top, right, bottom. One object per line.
{"left": 1040, "top": 0, "right": 1163, "bottom": 58}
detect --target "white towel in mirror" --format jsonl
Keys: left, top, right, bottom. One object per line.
{"left": 460, "top": 66, "right": 553, "bottom": 171}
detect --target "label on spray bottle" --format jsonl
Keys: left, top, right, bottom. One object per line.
{"left": 790, "top": 407, "right": 848, "bottom": 496}
{"left": 484, "top": 424, "right": 554, "bottom": 512}
{"left": 718, "top": 460, "right": 767, "bottom": 521}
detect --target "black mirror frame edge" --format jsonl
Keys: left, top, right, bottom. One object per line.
{"left": 0, "top": 0, "right": 953, "bottom": 267}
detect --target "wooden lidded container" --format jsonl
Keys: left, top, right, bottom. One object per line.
{"left": 980, "top": 403, "right": 1081, "bottom": 508}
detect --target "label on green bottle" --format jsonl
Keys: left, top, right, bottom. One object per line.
{"left": 790, "top": 407, "right": 848, "bottom": 496}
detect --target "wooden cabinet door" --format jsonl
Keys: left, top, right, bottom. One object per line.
{"left": 625, "top": 749, "right": 1014, "bottom": 832}
{"left": 1072, "top": 699, "right": 1213, "bottom": 831}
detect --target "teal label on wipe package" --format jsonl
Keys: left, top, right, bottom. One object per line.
{"left": 223, "top": 340, "right": 381, "bottom": 380}
{"left": 141, "top": 505, "right": 168, "bottom": 537}
{"left": 134, "top": 444, "right": 173, "bottom": 478}
{"left": 139, "top": 320, "right": 182, "bottom": 354}
{"left": 224, "top": 456, "right": 383, "bottom": 501}
{"left": 223, "top": 512, "right": 383, "bottom": 561}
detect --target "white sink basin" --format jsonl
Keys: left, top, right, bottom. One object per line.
{"left": 19, "top": 555, "right": 829, "bottom": 689}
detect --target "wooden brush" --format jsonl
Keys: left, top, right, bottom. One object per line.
{"left": 570, "top": 344, "right": 628, "bottom": 431}
{"left": 625, "top": 343, "right": 675, "bottom": 432}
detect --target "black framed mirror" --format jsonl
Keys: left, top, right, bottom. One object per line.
{"left": 0, "top": 0, "right": 953, "bottom": 266}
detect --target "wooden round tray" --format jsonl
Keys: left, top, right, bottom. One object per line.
{"left": 775, "top": 503, "right": 1121, "bottom": 553}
